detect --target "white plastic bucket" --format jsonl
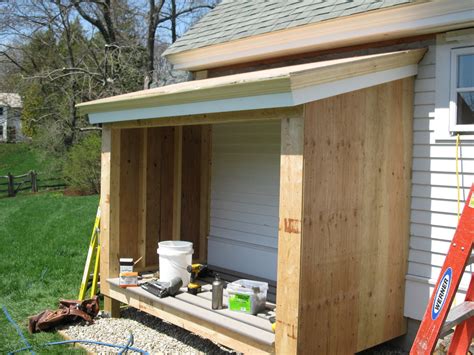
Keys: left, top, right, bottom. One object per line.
{"left": 157, "top": 241, "right": 193, "bottom": 285}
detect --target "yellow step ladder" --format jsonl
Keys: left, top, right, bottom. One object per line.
{"left": 78, "top": 206, "right": 101, "bottom": 301}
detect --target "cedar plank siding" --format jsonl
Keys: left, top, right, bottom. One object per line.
{"left": 206, "top": 35, "right": 474, "bottom": 321}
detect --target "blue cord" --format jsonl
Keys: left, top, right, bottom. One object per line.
{"left": 118, "top": 333, "right": 134, "bottom": 354}
{"left": 2, "top": 306, "right": 35, "bottom": 355}
{"left": 43, "top": 339, "right": 149, "bottom": 354}
{"left": 3, "top": 305, "right": 149, "bottom": 354}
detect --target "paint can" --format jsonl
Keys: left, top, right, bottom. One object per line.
{"left": 157, "top": 241, "right": 193, "bottom": 285}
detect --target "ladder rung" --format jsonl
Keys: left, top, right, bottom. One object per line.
{"left": 440, "top": 301, "right": 474, "bottom": 337}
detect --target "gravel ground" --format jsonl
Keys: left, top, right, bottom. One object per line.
{"left": 61, "top": 308, "right": 235, "bottom": 354}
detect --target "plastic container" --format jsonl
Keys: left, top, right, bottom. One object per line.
{"left": 226, "top": 279, "right": 268, "bottom": 315}
{"left": 157, "top": 241, "right": 193, "bottom": 285}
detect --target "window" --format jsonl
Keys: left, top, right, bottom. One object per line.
{"left": 0, "top": 107, "right": 3, "bottom": 116}
{"left": 450, "top": 47, "right": 474, "bottom": 133}
{"left": 0, "top": 124, "right": 3, "bottom": 138}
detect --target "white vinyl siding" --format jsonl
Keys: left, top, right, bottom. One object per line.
{"left": 405, "top": 42, "right": 474, "bottom": 320}
{"left": 208, "top": 121, "right": 280, "bottom": 281}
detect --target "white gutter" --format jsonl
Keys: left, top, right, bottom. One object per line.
{"left": 165, "top": 0, "right": 474, "bottom": 71}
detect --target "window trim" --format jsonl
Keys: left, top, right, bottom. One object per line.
{"left": 449, "top": 46, "right": 474, "bottom": 133}
{"left": 434, "top": 32, "right": 474, "bottom": 141}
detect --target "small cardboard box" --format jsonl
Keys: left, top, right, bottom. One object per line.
{"left": 119, "top": 272, "right": 138, "bottom": 288}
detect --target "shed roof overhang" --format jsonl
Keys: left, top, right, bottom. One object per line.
{"left": 77, "top": 49, "right": 426, "bottom": 125}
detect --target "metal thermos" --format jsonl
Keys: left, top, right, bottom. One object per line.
{"left": 212, "top": 274, "right": 224, "bottom": 310}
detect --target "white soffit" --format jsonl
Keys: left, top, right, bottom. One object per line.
{"left": 77, "top": 49, "right": 426, "bottom": 124}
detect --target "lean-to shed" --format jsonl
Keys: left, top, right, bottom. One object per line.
{"left": 77, "top": 49, "right": 425, "bottom": 353}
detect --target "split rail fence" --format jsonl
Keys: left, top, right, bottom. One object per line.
{"left": 0, "top": 171, "right": 67, "bottom": 197}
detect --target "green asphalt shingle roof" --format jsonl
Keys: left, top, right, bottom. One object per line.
{"left": 164, "top": 0, "right": 414, "bottom": 56}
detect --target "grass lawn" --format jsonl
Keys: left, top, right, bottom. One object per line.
{"left": 0, "top": 143, "right": 44, "bottom": 176}
{"left": 0, "top": 143, "right": 66, "bottom": 197}
{"left": 0, "top": 191, "right": 99, "bottom": 353}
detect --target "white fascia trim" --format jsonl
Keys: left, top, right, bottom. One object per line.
{"left": 292, "top": 65, "right": 418, "bottom": 105}
{"left": 89, "top": 92, "right": 294, "bottom": 124}
{"left": 90, "top": 65, "right": 416, "bottom": 124}
{"left": 168, "top": 1, "right": 474, "bottom": 71}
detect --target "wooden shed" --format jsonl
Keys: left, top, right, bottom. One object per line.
{"left": 77, "top": 49, "right": 425, "bottom": 354}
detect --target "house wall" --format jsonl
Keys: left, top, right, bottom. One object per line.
{"left": 0, "top": 106, "right": 7, "bottom": 141}
{"left": 0, "top": 106, "right": 22, "bottom": 142}
{"left": 404, "top": 34, "right": 474, "bottom": 320}
{"left": 208, "top": 121, "right": 280, "bottom": 280}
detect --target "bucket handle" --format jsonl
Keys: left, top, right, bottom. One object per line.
{"left": 159, "top": 254, "right": 189, "bottom": 271}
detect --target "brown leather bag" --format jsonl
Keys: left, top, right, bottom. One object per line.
{"left": 28, "top": 296, "right": 99, "bottom": 333}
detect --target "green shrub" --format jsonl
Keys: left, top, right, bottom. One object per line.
{"left": 63, "top": 133, "right": 101, "bottom": 194}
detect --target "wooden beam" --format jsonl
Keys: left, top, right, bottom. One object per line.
{"left": 160, "top": 128, "right": 175, "bottom": 241}
{"left": 275, "top": 115, "right": 305, "bottom": 354}
{"left": 173, "top": 127, "right": 183, "bottom": 241}
{"left": 194, "top": 70, "right": 208, "bottom": 80}
{"left": 137, "top": 128, "right": 148, "bottom": 268}
{"left": 108, "top": 106, "right": 303, "bottom": 129}
{"left": 199, "top": 125, "right": 212, "bottom": 262}
{"left": 181, "top": 126, "right": 202, "bottom": 255}
{"left": 145, "top": 128, "right": 162, "bottom": 264}
{"left": 100, "top": 126, "right": 121, "bottom": 316}
{"left": 119, "top": 129, "right": 141, "bottom": 259}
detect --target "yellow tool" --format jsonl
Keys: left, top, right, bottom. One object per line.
{"left": 78, "top": 206, "right": 101, "bottom": 301}
{"left": 186, "top": 264, "right": 207, "bottom": 295}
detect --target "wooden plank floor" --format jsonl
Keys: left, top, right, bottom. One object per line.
{"left": 107, "top": 278, "right": 275, "bottom": 354}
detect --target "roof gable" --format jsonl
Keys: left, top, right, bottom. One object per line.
{"left": 164, "top": 0, "right": 413, "bottom": 56}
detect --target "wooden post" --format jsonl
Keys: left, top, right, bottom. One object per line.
{"left": 7, "top": 173, "right": 14, "bottom": 197}
{"left": 137, "top": 128, "right": 148, "bottom": 269}
{"left": 275, "top": 115, "right": 305, "bottom": 354}
{"left": 100, "top": 126, "right": 121, "bottom": 317}
{"left": 172, "top": 126, "right": 183, "bottom": 241}
{"left": 199, "top": 125, "right": 212, "bottom": 262}
{"left": 30, "top": 170, "right": 38, "bottom": 192}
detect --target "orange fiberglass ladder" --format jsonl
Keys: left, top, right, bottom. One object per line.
{"left": 411, "top": 184, "right": 474, "bottom": 354}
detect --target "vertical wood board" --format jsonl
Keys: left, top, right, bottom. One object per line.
{"left": 137, "top": 128, "right": 148, "bottom": 268}
{"left": 199, "top": 125, "right": 212, "bottom": 262}
{"left": 275, "top": 116, "right": 304, "bottom": 354}
{"left": 145, "top": 127, "right": 163, "bottom": 264}
{"left": 297, "top": 79, "right": 413, "bottom": 353}
{"left": 173, "top": 127, "right": 183, "bottom": 241}
{"left": 181, "top": 125, "right": 202, "bottom": 257}
{"left": 119, "top": 129, "right": 141, "bottom": 259}
{"left": 101, "top": 126, "right": 121, "bottom": 315}
{"left": 160, "top": 127, "right": 175, "bottom": 241}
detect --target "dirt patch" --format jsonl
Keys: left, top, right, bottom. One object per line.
{"left": 63, "top": 189, "right": 95, "bottom": 196}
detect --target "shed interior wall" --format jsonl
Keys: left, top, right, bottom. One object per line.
{"left": 106, "top": 125, "right": 210, "bottom": 273}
